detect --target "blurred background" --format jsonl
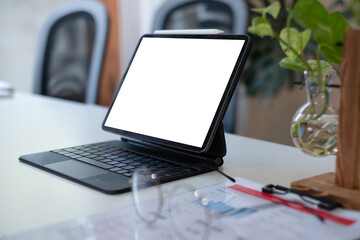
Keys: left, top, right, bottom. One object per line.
{"left": 0, "top": 0, "right": 358, "bottom": 146}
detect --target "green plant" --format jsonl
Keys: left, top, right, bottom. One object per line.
{"left": 248, "top": 0, "right": 350, "bottom": 117}
{"left": 243, "top": 0, "right": 298, "bottom": 98}
{"left": 248, "top": 0, "right": 350, "bottom": 74}
{"left": 248, "top": 0, "right": 351, "bottom": 154}
{"left": 244, "top": 0, "right": 352, "bottom": 99}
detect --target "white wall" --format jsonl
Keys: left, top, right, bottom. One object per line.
{"left": 0, "top": 0, "right": 306, "bottom": 146}
{"left": 119, "top": 0, "right": 165, "bottom": 71}
{"left": 0, "top": 0, "right": 75, "bottom": 92}
{"left": 0, "top": 0, "right": 166, "bottom": 92}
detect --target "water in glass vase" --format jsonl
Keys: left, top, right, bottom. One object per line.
{"left": 291, "top": 114, "right": 338, "bottom": 156}
{"left": 290, "top": 70, "right": 339, "bottom": 157}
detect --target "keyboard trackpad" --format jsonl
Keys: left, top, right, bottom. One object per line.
{"left": 45, "top": 160, "right": 108, "bottom": 179}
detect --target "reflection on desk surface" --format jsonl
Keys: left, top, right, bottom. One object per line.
{"left": 0, "top": 92, "right": 338, "bottom": 237}
{"left": 6, "top": 177, "right": 360, "bottom": 240}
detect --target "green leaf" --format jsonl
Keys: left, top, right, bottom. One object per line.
{"left": 279, "top": 28, "right": 311, "bottom": 59}
{"left": 317, "top": 12, "right": 349, "bottom": 63}
{"left": 306, "top": 60, "right": 333, "bottom": 73}
{"left": 248, "top": 17, "right": 274, "bottom": 38}
{"left": 279, "top": 57, "right": 307, "bottom": 71}
{"left": 279, "top": 57, "right": 333, "bottom": 73}
{"left": 325, "top": 12, "right": 349, "bottom": 44}
{"left": 251, "top": 1, "right": 281, "bottom": 19}
{"left": 251, "top": 7, "right": 267, "bottom": 16}
{"left": 291, "top": 0, "right": 329, "bottom": 33}
{"left": 319, "top": 44, "right": 342, "bottom": 64}
{"left": 267, "top": 1, "right": 281, "bottom": 19}
{"left": 291, "top": 0, "right": 350, "bottom": 64}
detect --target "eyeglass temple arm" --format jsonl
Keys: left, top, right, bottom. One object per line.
{"left": 201, "top": 163, "right": 235, "bottom": 182}
{"left": 193, "top": 162, "right": 235, "bottom": 183}
{"left": 215, "top": 168, "right": 236, "bottom": 182}
{"left": 263, "top": 184, "right": 341, "bottom": 210}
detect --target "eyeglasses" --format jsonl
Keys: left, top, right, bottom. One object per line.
{"left": 130, "top": 167, "right": 328, "bottom": 239}
{"left": 131, "top": 167, "right": 217, "bottom": 240}
{"left": 131, "top": 163, "right": 237, "bottom": 240}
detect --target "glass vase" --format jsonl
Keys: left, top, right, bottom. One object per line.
{"left": 290, "top": 70, "right": 338, "bottom": 157}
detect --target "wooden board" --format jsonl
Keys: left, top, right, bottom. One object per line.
{"left": 336, "top": 29, "right": 360, "bottom": 189}
{"left": 291, "top": 30, "right": 360, "bottom": 210}
{"left": 291, "top": 172, "right": 360, "bottom": 210}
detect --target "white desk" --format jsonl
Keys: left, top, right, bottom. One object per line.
{"left": 0, "top": 92, "right": 336, "bottom": 236}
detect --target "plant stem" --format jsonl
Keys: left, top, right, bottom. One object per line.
{"left": 286, "top": 10, "right": 292, "bottom": 29}
{"left": 313, "top": 48, "right": 329, "bottom": 120}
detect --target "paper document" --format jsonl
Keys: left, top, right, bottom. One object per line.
{"left": 5, "top": 177, "right": 360, "bottom": 240}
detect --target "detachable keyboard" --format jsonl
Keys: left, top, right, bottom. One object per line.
{"left": 51, "top": 142, "right": 195, "bottom": 179}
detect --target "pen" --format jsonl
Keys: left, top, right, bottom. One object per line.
{"left": 153, "top": 29, "right": 224, "bottom": 35}
{"left": 262, "top": 184, "right": 342, "bottom": 210}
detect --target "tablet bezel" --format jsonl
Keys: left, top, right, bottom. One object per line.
{"left": 102, "top": 34, "right": 251, "bottom": 153}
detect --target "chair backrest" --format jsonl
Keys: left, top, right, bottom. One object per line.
{"left": 153, "top": 0, "right": 248, "bottom": 34}
{"left": 152, "top": 0, "right": 248, "bottom": 133}
{"left": 33, "top": 0, "right": 108, "bottom": 104}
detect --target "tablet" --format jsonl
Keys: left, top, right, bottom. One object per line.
{"left": 103, "top": 34, "right": 251, "bottom": 153}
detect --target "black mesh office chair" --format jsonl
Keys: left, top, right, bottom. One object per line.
{"left": 33, "top": 0, "right": 108, "bottom": 103}
{"left": 152, "top": 0, "right": 248, "bottom": 133}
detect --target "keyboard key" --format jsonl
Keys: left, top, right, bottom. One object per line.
{"left": 113, "top": 157, "right": 127, "bottom": 162}
{"left": 119, "top": 152, "right": 130, "bottom": 157}
{"left": 130, "top": 162, "right": 143, "bottom": 166}
{"left": 109, "top": 167, "right": 123, "bottom": 172}
{"left": 79, "top": 152, "right": 91, "bottom": 156}
{"left": 63, "top": 148, "right": 77, "bottom": 152}
{"left": 76, "top": 157, "right": 112, "bottom": 169}
{"left": 102, "top": 153, "right": 114, "bottom": 157}
{"left": 63, "top": 153, "right": 75, "bottom": 157}
{"left": 74, "top": 150, "right": 85, "bottom": 154}
{"left": 151, "top": 167, "right": 161, "bottom": 172}
{"left": 122, "top": 160, "right": 135, "bottom": 164}
{"left": 101, "top": 159, "right": 114, "bottom": 163}
{"left": 87, "top": 150, "right": 98, "bottom": 153}
{"left": 114, "top": 163, "right": 127, "bottom": 167}
{"left": 122, "top": 166, "right": 135, "bottom": 170}
{"left": 107, "top": 161, "right": 120, "bottom": 165}
{"left": 141, "top": 163, "right": 151, "bottom": 168}
{"left": 133, "top": 156, "right": 144, "bottom": 161}
{"left": 99, "top": 159, "right": 110, "bottom": 163}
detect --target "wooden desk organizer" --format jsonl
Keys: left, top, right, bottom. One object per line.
{"left": 291, "top": 29, "right": 360, "bottom": 210}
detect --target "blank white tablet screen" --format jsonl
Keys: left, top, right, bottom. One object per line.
{"left": 105, "top": 37, "right": 245, "bottom": 148}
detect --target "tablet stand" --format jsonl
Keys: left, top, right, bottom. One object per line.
{"left": 203, "top": 123, "right": 227, "bottom": 161}
{"left": 121, "top": 123, "right": 227, "bottom": 166}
